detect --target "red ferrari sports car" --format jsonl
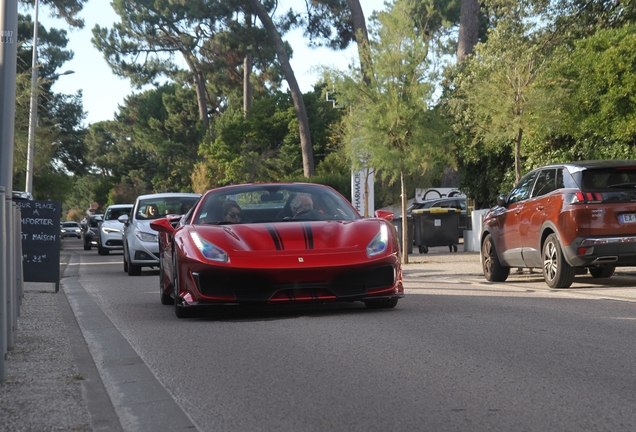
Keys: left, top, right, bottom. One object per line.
{"left": 150, "top": 183, "right": 404, "bottom": 318}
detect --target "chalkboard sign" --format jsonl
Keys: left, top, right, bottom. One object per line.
{"left": 14, "top": 200, "right": 61, "bottom": 291}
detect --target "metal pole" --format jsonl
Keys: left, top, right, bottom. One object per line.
{"left": 25, "top": 0, "right": 39, "bottom": 195}
{"left": 5, "top": 196, "right": 14, "bottom": 351}
{"left": 0, "top": 188, "right": 7, "bottom": 381}
{"left": 0, "top": 0, "right": 18, "bottom": 196}
{"left": 0, "top": 0, "right": 18, "bottom": 383}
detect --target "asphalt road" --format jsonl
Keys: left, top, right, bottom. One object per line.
{"left": 64, "top": 238, "right": 636, "bottom": 431}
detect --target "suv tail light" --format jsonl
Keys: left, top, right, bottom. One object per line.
{"left": 573, "top": 191, "right": 603, "bottom": 204}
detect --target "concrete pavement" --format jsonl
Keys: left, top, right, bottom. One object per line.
{"left": 0, "top": 246, "right": 497, "bottom": 431}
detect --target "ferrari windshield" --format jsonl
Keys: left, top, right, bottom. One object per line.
{"left": 194, "top": 184, "right": 360, "bottom": 224}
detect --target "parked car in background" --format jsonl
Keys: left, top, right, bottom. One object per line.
{"left": 97, "top": 204, "right": 133, "bottom": 255}
{"left": 149, "top": 182, "right": 403, "bottom": 318}
{"left": 61, "top": 221, "right": 82, "bottom": 239}
{"left": 481, "top": 160, "right": 636, "bottom": 288}
{"left": 12, "top": 190, "right": 33, "bottom": 201}
{"left": 121, "top": 193, "right": 201, "bottom": 276}
{"left": 83, "top": 214, "right": 103, "bottom": 250}
{"left": 407, "top": 197, "right": 468, "bottom": 236}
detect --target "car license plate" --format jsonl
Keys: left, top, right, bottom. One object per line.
{"left": 620, "top": 213, "right": 636, "bottom": 223}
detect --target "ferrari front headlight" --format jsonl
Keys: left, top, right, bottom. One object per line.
{"left": 190, "top": 232, "right": 228, "bottom": 262}
{"left": 367, "top": 224, "right": 389, "bottom": 257}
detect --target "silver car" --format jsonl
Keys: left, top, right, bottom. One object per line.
{"left": 61, "top": 221, "right": 82, "bottom": 238}
{"left": 120, "top": 192, "right": 200, "bottom": 276}
{"left": 97, "top": 204, "right": 133, "bottom": 255}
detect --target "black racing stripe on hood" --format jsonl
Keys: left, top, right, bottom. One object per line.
{"left": 302, "top": 223, "right": 314, "bottom": 249}
{"left": 266, "top": 224, "right": 284, "bottom": 250}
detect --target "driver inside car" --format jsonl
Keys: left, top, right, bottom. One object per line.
{"left": 291, "top": 194, "right": 313, "bottom": 216}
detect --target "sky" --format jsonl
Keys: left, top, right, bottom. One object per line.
{"left": 36, "top": 0, "right": 388, "bottom": 126}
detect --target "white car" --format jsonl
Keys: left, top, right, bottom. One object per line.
{"left": 97, "top": 204, "right": 133, "bottom": 255}
{"left": 120, "top": 192, "right": 200, "bottom": 276}
{"left": 60, "top": 221, "right": 82, "bottom": 238}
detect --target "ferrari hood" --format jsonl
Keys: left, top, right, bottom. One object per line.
{"left": 191, "top": 219, "right": 386, "bottom": 252}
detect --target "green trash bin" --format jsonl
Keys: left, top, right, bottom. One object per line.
{"left": 412, "top": 208, "right": 460, "bottom": 253}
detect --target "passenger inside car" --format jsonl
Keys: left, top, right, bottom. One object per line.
{"left": 222, "top": 200, "right": 242, "bottom": 223}
{"left": 145, "top": 204, "right": 159, "bottom": 219}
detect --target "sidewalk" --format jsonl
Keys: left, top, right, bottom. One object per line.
{"left": 0, "top": 281, "right": 93, "bottom": 431}
{"left": 0, "top": 248, "right": 482, "bottom": 431}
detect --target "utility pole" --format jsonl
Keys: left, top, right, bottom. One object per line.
{"left": 0, "top": 0, "right": 18, "bottom": 383}
{"left": 25, "top": 0, "right": 39, "bottom": 195}
{"left": 0, "top": 0, "right": 18, "bottom": 194}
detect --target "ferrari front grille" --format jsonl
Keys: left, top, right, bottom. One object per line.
{"left": 193, "top": 265, "right": 396, "bottom": 302}
{"left": 330, "top": 265, "right": 395, "bottom": 296}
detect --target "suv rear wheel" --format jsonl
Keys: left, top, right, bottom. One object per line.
{"left": 543, "top": 234, "right": 575, "bottom": 288}
{"left": 589, "top": 265, "right": 616, "bottom": 279}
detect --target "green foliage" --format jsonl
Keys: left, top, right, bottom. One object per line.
{"left": 551, "top": 24, "right": 636, "bottom": 153}
{"left": 199, "top": 85, "right": 344, "bottom": 185}
{"left": 324, "top": 0, "right": 453, "bottom": 186}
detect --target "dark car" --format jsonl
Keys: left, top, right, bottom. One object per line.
{"left": 83, "top": 214, "right": 103, "bottom": 250}
{"left": 481, "top": 160, "right": 636, "bottom": 288}
{"left": 408, "top": 197, "right": 467, "bottom": 235}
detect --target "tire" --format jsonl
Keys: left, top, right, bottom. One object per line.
{"left": 364, "top": 298, "right": 399, "bottom": 309}
{"left": 542, "top": 233, "right": 575, "bottom": 288}
{"left": 123, "top": 252, "right": 129, "bottom": 272}
{"left": 159, "top": 260, "right": 173, "bottom": 305}
{"left": 98, "top": 246, "right": 109, "bottom": 256}
{"left": 173, "top": 253, "right": 193, "bottom": 318}
{"left": 83, "top": 243, "right": 90, "bottom": 251}
{"left": 589, "top": 266, "right": 616, "bottom": 279}
{"left": 481, "top": 234, "right": 510, "bottom": 282}
{"left": 418, "top": 246, "right": 428, "bottom": 254}
{"left": 127, "top": 260, "right": 142, "bottom": 276}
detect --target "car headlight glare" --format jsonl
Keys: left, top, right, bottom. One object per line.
{"left": 367, "top": 224, "right": 389, "bottom": 257}
{"left": 190, "top": 232, "right": 228, "bottom": 262}
{"left": 102, "top": 227, "right": 121, "bottom": 234}
{"left": 135, "top": 230, "right": 158, "bottom": 242}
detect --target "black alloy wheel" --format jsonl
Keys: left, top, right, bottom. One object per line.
{"left": 159, "top": 258, "right": 173, "bottom": 305}
{"left": 173, "top": 252, "right": 193, "bottom": 318}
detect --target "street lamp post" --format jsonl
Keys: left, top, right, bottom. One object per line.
{"left": 24, "top": 0, "right": 74, "bottom": 195}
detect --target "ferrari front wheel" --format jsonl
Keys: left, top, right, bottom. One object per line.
{"left": 173, "top": 254, "right": 193, "bottom": 318}
{"left": 364, "top": 298, "right": 398, "bottom": 309}
{"left": 160, "top": 259, "right": 173, "bottom": 305}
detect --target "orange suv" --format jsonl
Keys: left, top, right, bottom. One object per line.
{"left": 481, "top": 160, "right": 636, "bottom": 288}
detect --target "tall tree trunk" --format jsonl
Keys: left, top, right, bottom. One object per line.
{"left": 159, "top": 24, "right": 209, "bottom": 129}
{"left": 401, "top": 170, "right": 409, "bottom": 264}
{"left": 515, "top": 127, "right": 523, "bottom": 182}
{"left": 457, "top": 0, "right": 480, "bottom": 63}
{"left": 193, "top": 67, "right": 209, "bottom": 129}
{"left": 246, "top": 0, "right": 315, "bottom": 177}
{"left": 346, "top": 0, "right": 372, "bottom": 86}
{"left": 243, "top": 13, "right": 253, "bottom": 117}
{"left": 243, "top": 53, "right": 253, "bottom": 116}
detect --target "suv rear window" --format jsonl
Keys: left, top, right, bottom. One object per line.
{"left": 581, "top": 168, "right": 636, "bottom": 203}
{"left": 582, "top": 168, "right": 636, "bottom": 189}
